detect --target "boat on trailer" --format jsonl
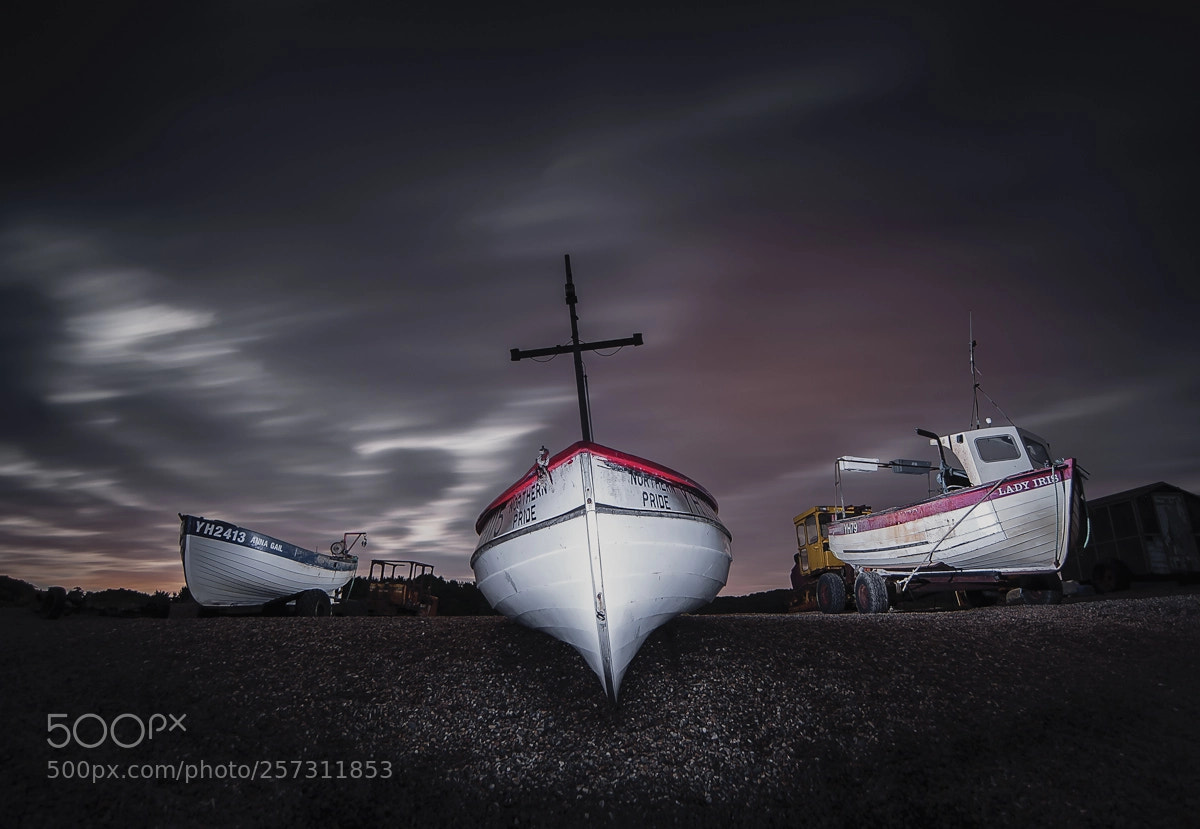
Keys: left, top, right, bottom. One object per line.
{"left": 827, "top": 424, "right": 1086, "bottom": 611}
{"left": 179, "top": 514, "right": 362, "bottom": 614}
{"left": 471, "top": 256, "right": 732, "bottom": 703}
{"left": 826, "top": 330, "right": 1087, "bottom": 612}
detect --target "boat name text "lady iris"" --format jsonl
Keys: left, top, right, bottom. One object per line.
{"left": 993, "top": 472, "right": 1062, "bottom": 498}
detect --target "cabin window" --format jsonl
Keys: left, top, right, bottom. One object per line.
{"left": 975, "top": 435, "right": 1021, "bottom": 463}
{"left": 805, "top": 514, "right": 818, "bottom": 546}
{"left": 818, "top": 512, "right": 834, "bottom": 539}
{"left": 1024, "top": 439, "right": 1052, "bottom": 467}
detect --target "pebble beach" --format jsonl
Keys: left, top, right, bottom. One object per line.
{"left": 3, "top": 591, "right": 1200, "bottom": 828}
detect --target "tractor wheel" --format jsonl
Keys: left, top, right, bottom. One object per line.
{"left": 816, "top": 573, "right": 846, "bottom": 614}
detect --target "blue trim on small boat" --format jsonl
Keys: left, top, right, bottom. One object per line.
{"left": 179, "top": 514, "right": 357, "bottom": 572}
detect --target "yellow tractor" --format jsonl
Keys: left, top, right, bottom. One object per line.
{"left": 789, "top": 504, "right": 870, "bottom": 613}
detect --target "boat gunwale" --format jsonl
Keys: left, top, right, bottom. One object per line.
{"left": 473, "top": 441, "right": 720, "bottom": 534}
{"left": 470, "top": 501, "right": 732, "bottom": 567}
{"left": 179, "top": 514, "right": 359, "bottom": 571}
{"left": 827, "top": 459, "right": 1076, "bottom": 537}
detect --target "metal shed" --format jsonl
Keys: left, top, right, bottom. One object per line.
{"left": 1064, "top": 482, "right": 1200, "bottom": 590}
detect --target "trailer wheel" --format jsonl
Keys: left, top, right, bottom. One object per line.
{"left": 854, "top": 572, "right": 890, "bottom": 614}
{"left": 816, "top": 573, "right": 846, "bottom": 614}
{"left": 1015, "top": 575, "right": 1064, "bottom": 606}
{"left": 296, "top": 589, "right": 332, "bottom": 617}
{"left": 1092, "top": 560, "right": 1130, "bottom": 594}
{"left": 962, "top": 590, "right": 999, "bottom": 608}
{"left": 1018, "top": 587, "right": 1063, "bottom": 606}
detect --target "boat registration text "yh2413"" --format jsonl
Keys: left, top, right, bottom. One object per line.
{"left": 191, "top": 520, "right": 285, "bottom": 553}
{"left": 193, "top": 521, "right": 247, "bottom": 544}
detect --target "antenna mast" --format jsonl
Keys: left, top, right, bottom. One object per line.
{"left": 969, "top": 313, "right": 980, "bottom": 430}
{"left": 510, "top": 255, "right": 644, "bottom": 443}
{"left": 966, "top": 313, "right": 1015, "bottom": 429}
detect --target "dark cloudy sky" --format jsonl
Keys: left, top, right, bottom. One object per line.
{"left": 2, "top": 1, "right": 1196, "bottom": 595}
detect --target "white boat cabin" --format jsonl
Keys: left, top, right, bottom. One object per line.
{"left": 934, "top": 425, "right": 1054, "bottom": 487}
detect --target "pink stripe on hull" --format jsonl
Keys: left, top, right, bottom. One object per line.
{"left": 828, "top": 460, "right": 1075, "bottom": 536}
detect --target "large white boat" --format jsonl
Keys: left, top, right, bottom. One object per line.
{"left": 179, "top": 514, "right": 361, "bottom": 614}
{"left": 472, "top": 255, "right": 732, "bottom": 702}
{"left": 826, "top": 425, "right": 1087, "bottom": 612}
{"left": 472, "top": 441, "right": 732, "bottom": 703}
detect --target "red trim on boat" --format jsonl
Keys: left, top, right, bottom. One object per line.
{"left": 474, "top": 441, "right": 718, "bottom": 534}
{"left": 827, "top": 459, "right": 1076, "bottom": 536}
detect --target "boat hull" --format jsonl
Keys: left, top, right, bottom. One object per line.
{"left": 472, "top": 443, "right": 732, "bottom": 702}
{"left": 827, "top": 460, "right": 1081, "bottom": 576}
{"left": 179, "top": 515, "right": 358, "bottom": 608}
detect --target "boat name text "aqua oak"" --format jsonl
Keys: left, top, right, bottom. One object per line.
{"left": 629, "top": 471, "right": 671, "bottom": 510}
{"left": 194, "top": 521, "right": 247, "bottom": 544}
{"left": 512, "top": 480, "right": 549, "bottom": 529}
{"left": 994, "top": 472, "right": 1061, "bottom": 498}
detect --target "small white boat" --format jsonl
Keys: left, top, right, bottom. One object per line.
{"left": 827, "top": 425, "right": 1087, "bottom": 611}
{"left": 472, "top": 255, "right": 732, "bottom": 702}
{"left": 179, "top": 514, "right": 360, "bottom": 613}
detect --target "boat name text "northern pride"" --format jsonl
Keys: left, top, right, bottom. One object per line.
{"left": 511, "top": 480, "right": 549, "bottom": 529}
{"left": 629, "top": 471, "right": 671, "bottom": 510}
{"left": 994, "top": 472, "right": 1061, "bottom": 498}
